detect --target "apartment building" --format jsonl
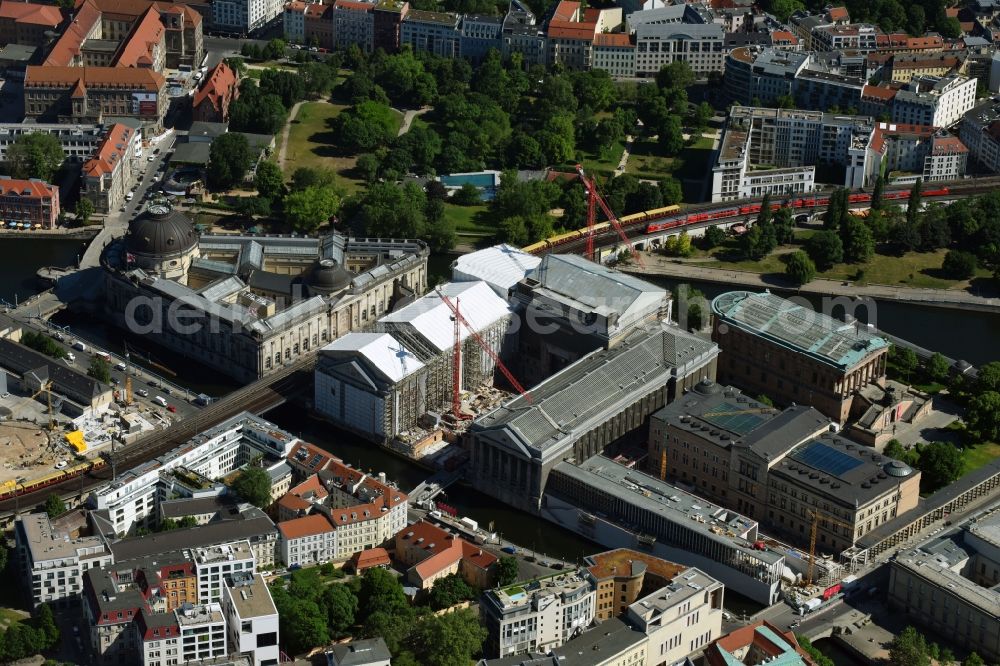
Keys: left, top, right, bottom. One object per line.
{"left": 373, "top": 0, "right": 408, "bottom": 52}
{"left": 177, "top": 603, "right": 228, "bottom": 662}
{"left": 481, "top": 569, "right": 596, "bottom": 658}
{"left": 648, "top": 380, "right": 921, "bottom": 553}
{"left": 401, "top": 9, "right": 460, "bottom": 57}
{"left": 0, "top": 175, "right": 60, "bottom": 228}
{"left": 870, "top": 122, "right": 968, "bottom": 183}
{"left": 583, "top": 549, "right": 686, "bottom": 621}
{"left": 194, "top": 541, "right": 256, "bottom": 602}
{"left": 711, "top": 290, "right": 890, "bottom": 425}
{"left": 332, "top": 0, "right": 374, "bottom": 52}
{"left": 278, "top": 513, "right": 337, "bottom": 567}
{"left": 88, "top": 413, "right": 298, "bottom": 535}
{"left": 81, "top": 121, "right": 141, "bottom": 213}
{"left": 459, "top": 14, "right": 502, "bottom": 63}
{"left": 592, "top": 32, "right": 635, "bottom": 78}
{"left": 24, "top": 66, "right": 167, "bottom": 133}
{"left": 0, "top": 1, "right": 62, "bottom": 46}
{"left": 811, "top": 23, "right": 880, "bottom": 51}
{"left": 221, "top": 573, "right": 279, "bottom": 666}
{"left": 282, "top": 0, "right": 305, "bottom": 42}
{"left": 886, "top": 53, "right": 961, "bottom": 83}
{"left": 710, "top": 106, "right": 878, "bottom": 201}
{"left": 15, "top": 513, "right": 114, "bottom": 608}
{"left": 892, "top": 75, "right": 977, "bottom": 127}
{"left": 960, "top": 97, "right": 1000, "bottom": 172}
{"left": 213, "top": 0, "right": 283, "bottom": 34}
{"left": 304, "top": 2, "right": 334, "bottom": 49}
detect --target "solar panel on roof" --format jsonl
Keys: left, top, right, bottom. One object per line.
{"left": 794, "top": 441, "right": 863, "bottom": 477}
{"left": 701, "top": 401, "right": 767, "bottom": 435}
{"left": 309, "top": 454, "right": 323, "bottom": 468}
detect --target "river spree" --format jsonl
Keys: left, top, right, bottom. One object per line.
{"left": 0, "top": 237, "right": 87, "bottom": 304}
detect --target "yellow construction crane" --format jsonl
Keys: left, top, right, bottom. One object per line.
{"left": 123, "top": 352, "right": 133, "bottom": 406}
{"left": 806, "top": 509, "right": 857, "bottom": 586}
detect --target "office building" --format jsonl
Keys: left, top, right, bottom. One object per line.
{"left": 459, "top": 14, "right": 502, "bottom": 63}
{"left": 221, "top": 573, "right": 279, "bottom": 666}
{"left": 711, "top": 291, "right": 890, "bottom": 425}
{"left": 15, "top": 513, "right": 114, "bottom": 608}
{"left": 891, "top": 75, "right": 977, "bottom": 127}
{"left": 212, "top": 0, "right": 283, "bottom": 34}
{"left": 401, "top": 9, "right": 461, "bottom": 57}
{"left": 481, "top": 569, "right": 597, "bottom": 658}
{"left": 960, "top": 97, "right": 1000, "bottom": 173}
{"left": 634, "top": 22, "right": 724, "bottom": 77}
{"left": 648, "top": 381, "right": 921, "bottom": 553}
{"left": 194, "top": 541, "right": 256, "bottom": 602}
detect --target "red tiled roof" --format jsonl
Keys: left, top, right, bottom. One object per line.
{"left": 771, "top": 30, "right": 798, "bottom": 43}
{"left": 0, "top": 177, "right": 57, "bottom": 198}
{"left": 348, "top": 547, "right": 391, "bottom": 571}
{"left": 551, "top": 0, "right": 578, "bottom": 21}
{"left": 83, "top": 123, "right": 135, "bottom": 177}
{"left": 114, "top": 5, "right": 164, "bottom": 68}
{"left": 0, "top": 1, "right": 62, "bottom": 25}
{"left": 334, "top": 0, "right": 374, "bottom": 11}
{"left": 861, "top": 84, "right": 898, "bottom": 101}
{"left": 45, "top": 0, "right": 100, "bottom": 66}
{"left": 706, "top": 621, "right": 817, "bottom": 666}
{"left": 287, "top": 441, "right": 341, "bottom": 473}
{"left": 548, "top": 20, "right": 597, "bottom": 40}
{"left": 932, "top": 135, "right": 968, "bottom": 154}
{"left": 593, "top": 32, "right": 632, "bottom": 47}
{"left": 827, "top": 6, "right": 848, "bottom": 20}
{"left": 192, "top": 60, "right": 238, "bottom": 114}
{"left": 26, "top": 65, "right": 165, "bottom": 90}
{"left": 397, "top": 520, "right": 497, "bottom": 581}
{"left": 278, "top": 513, "right": 334, "bottom": 540}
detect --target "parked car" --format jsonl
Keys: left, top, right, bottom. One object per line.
{"left": 114, "top": 362, "right": 126, "bottom": 371}
{"left": 136, "top": 388, "right": 149, "bottom": 398}
{"left": 166, "top": 404, "right": 177, "bottom": 413}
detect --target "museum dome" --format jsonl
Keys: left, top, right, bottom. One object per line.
{"left": 884, "top": 460, "right": 915, "bottom": 478}
{"left": 692, "top": 379, "right": 721, "bottom": 396}
{"left": 126, "top": 203, "right": 198, "bottom": 257}
{"left": 305, "top": 258, "right": 354, "bottom": 294}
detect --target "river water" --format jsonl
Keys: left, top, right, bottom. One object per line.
{"left": 0, "top": 237, "right": 89, "bottom": 304}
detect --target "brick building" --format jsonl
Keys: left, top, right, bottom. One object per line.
{"left": 0, "top": 175, "right": 60, "bottom": 228}
{"left": 81, "top": 121, "right": 141, "bottom": 213}
{"left": 0, "top": 1, "right": 62, "bottom": 47}
{"left": 192, "top": 60, "right": 239, "bottom": 123}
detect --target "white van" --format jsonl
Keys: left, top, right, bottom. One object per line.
{"left": 125, "top": 192, "right": 134, "bottom": 201}
{"left": 153, "top": 396, "right": 168, "bottom": 407}
{"left": 72, "top": 341, "right": 86, "bottom": 352}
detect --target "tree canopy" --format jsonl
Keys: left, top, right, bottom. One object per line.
{"left": 207, "top": 133, "right": 252, "bottom": 190}
{"left": 8, "top": 133, "right": 64, "bottom": 182}
{"left": 228, "top": 465, "right": 272, "bottom": 508}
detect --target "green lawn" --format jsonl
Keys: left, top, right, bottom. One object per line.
{"left": 579, "top": 141, "right": 626, "bottom": 181}
{"left": 0, "top": 607, "right": 27, "bottom": 631}
{"left": 625, "top": 139, "right": 676, "bottom": 180}
{"left": 962, "top": 441, "right": 1000, "bottom": 476}
{"left": 283, "top": 101, "right": 362, "bottom": 193}
{"left": 443, "top": 203, "right": 493, "bottom": 234}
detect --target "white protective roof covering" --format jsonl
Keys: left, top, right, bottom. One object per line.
{"left": 321, "top": 332, "right": 424, "bottom": 383}
{"left": 450, "top": 243, "right": 541, "bottom": 296}
{"left": 378, "top": 281, "right": 512, "bottom": 352}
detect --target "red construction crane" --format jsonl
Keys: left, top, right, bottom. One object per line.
{"left": 576, "top": 164, "right": 646, "bottom": 268}
{"left": 437, "top": 287, "right": 533, "bottom": 420}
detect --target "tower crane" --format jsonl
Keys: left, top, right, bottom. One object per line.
{"left": 435, "top": 287, "right": 532, "bottom": 420}
{"left": 806, "top": 509, "right": 858, "bottom": 586}
{"left": 575, "top": 165, "right": 646, "bottom": 268}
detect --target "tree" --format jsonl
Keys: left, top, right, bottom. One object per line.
{"left": 276, "top": 595, "right": 329, "bottom": 655}
{"left": 659, "top": 178, "right": 683, "bottom": 206}
{"left": 323, "top": 584, "right": 358, "bottom": 637}
{"left": 337, "top": 101, "right": 400, "bottom": 152}
{"left": 939, "top": 16, "right": 962, "bottom": 38}
{"left": 889, "top": 221, "right": 922, "bottom": 254}
{"left": 805, "top": 231, "right": 844, "bottom": 270}
{"left": 916, "top": 442, "right": 964, "bottom": 492}
{"left": 359, "top": 568, "right": 410, "bottom": 621}
{"left": 284, "top": 186, "right": 340, "bottom": 233}
{"left": 427, "top": 573, "right": 475, "bottom": 610}
{"left": 797, "top": 635, "right": 835, "bottom": 666}
{"left": 358, "top": 182, "right": 427, "bottom": 239}
{"left": 88, "top": 356, "right": 111, "bottom": 384}
{"left": 785, "top": 251, "right": 816, "bottom": 286}
{"left": 235, "top": 196, "right": 271, "bottom": 219}
{"left": 757, "top": 193, "right": 772, "bottom": 227}
{"left": 44, "top": 494, "right": 66, "bottom": 519}
{"left": 410, "top": 609, "right": 487, "bottom": 666}
{"left": 452, "top": 183, "right": 482, "bottom": 206}
{"left": 663, "top": 232, "right": 693, "bottom": 257}
{"left": 498, "top": 215, "right": 530, "bottom": 246}
{"left": 889, "top": 626, "right": 930, "bottom": 666}
{"left": 7, "top": 133, "right": 64, "bottom": 182}
{"left": 968, "top": 391, "right": 1000, "bottom": 441}
{"left": 263, "top": 38, "right": 286, "bottom": 61}
{"left": 75, "top": 198, "right": 95, "bottom": 226}
{"left": 497, "top": 556, "right": 518, "bottom": 586}
{"left": 702, "top": 225, "right": 726, "bottom": 249}
{"left": 20, "top": 331, "right": 66, "bottom": 359}
{"left": 259, "top": 69, "right": 305, "bottom": 108}
{"left": 884, "top": 439, "right": 909, "bottom": 462}
{"left": 907, "top": 179, "right": 922, "bottom": 227}
{"left": 843, "top": 217, "right": 875, "bottom": 263}
{"left": 656, "top": 61, "right": 695, "bottom": 91}
{"left": 229, "top": 87, "right": 288, "bottom": 135}
{"left": 290, "top": 166, "right": 336, "bottom": 192}
{"left": 977, "top": 362, "right": 1000, "bottom": 393}
{"left": 942, "top": 250, "right": 978, "bottom": 280}
{"left": 228, "top": 465, "right": 272, "bottom": 508}
{"left": 254, "top": 161, "right": 285, "bottom": 200}
{"left": 926, "top": 352, "right": 950, "bottom": 382}
{"left": 658, "top": 116, "right": 685, "bottom": 157}
{"left": 890, "top": 345, "right": 919, "bottom": 381}
{"left": 207, "top": 133, "right": 252, "bottom": 190}
{"left": 965, "top": 653, "right": 986, "bottom": 666}
{"left": 871, "top": 175, "right": 885, "bottom": 210}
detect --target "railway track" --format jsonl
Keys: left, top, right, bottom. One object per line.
{"left": 0, "top": 357, "right": 315, "bottom": 516}
{"left": 546, "top": 177, "right": 1000, "bottom": 256}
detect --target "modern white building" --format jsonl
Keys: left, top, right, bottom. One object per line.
{"left": 222, "top": 573, "right": 279, "bottom": 666}
{"left": 213, "top": 0, "right": 283, "bottom": 34}
{"left": 960, "top": 97, "right": 1000, "bottom": 173}
{"left": 481, "top": 570, "right": 597, "bottom": 658}
{"left": 892, "top": 75, "right": 977, "bottom": 127}
{"left": 88, "top": 413, "right": 299, "bottom": 535}
{"left": 811, "top": 23, "right": 880, "bottom": 51}
{"left": 401, "top": 9, "right": 461, "bottom": 57}
{"left": 633, "top": 22, "right": 724, "bottom": 77}
{"left": 194, "top": 541, "right": 257, "bottom": 603}
{"left": 177, "top": 603, "right": 228, "bottom": 663}
{"left": 15, "top": 513, "right": 115, "bottom": 608}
